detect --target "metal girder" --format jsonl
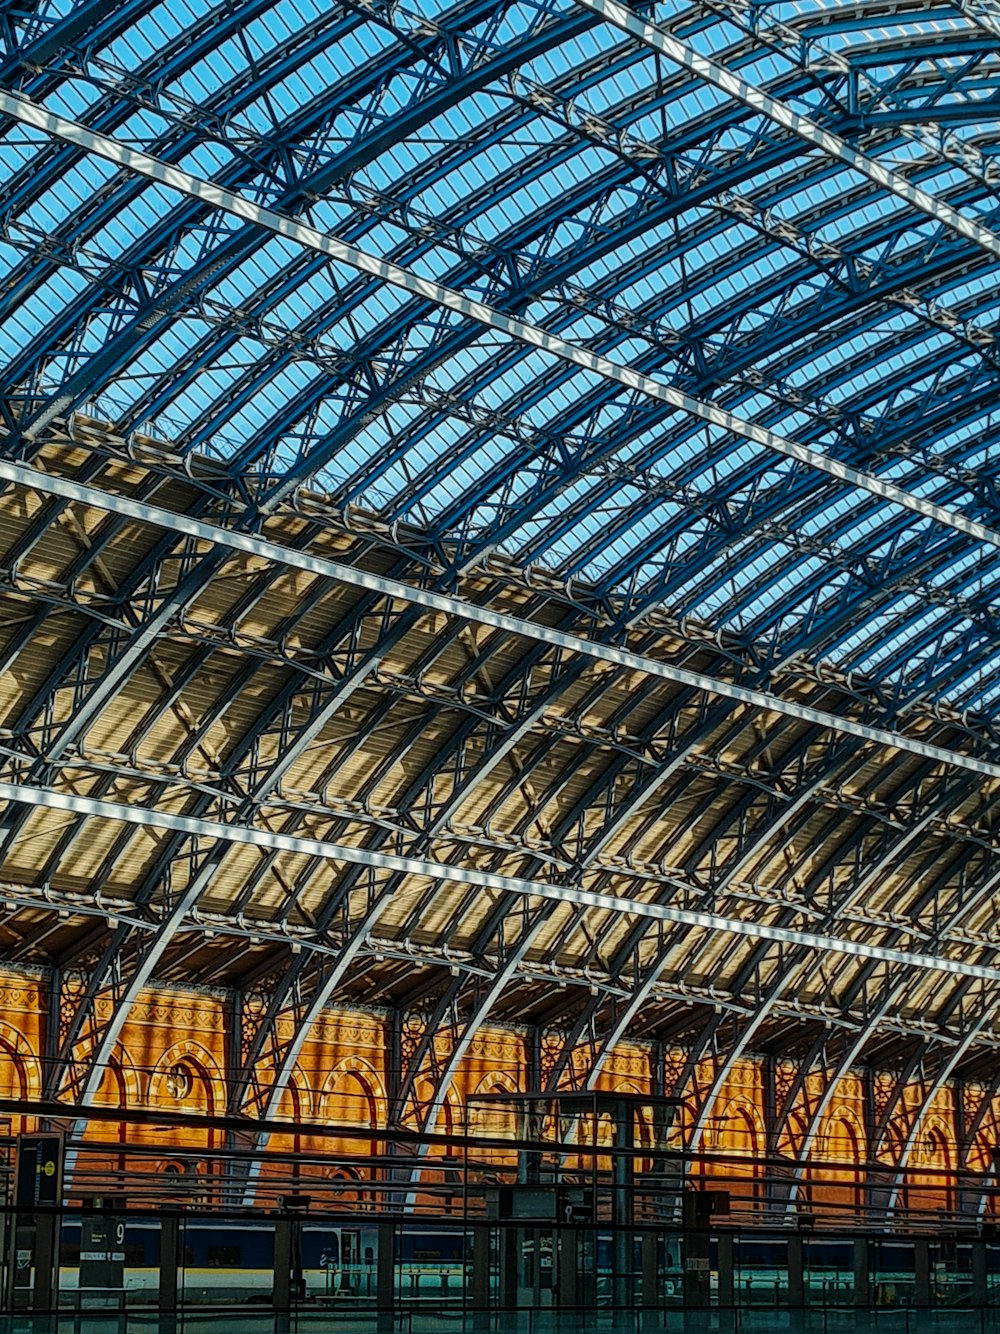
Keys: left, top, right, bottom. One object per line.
{"left": 237, "top": 635, "right": 653, "bottom": 1189}
{"left": 5, "top": 777, "right": 1000, "bottom": 986}
{"left": 573, "top": 0, "right": 1000, "bottom": 263}
{"left": 584, "top": 712, "right": 999, "bottom": 1115}
{"left": 393, "top": 665, "right": 697, "bottom": 1121}
{"left": 685, "top": 796, "right": 943, "bottom": 1154}
{"left": 8, "top": 95, "right": 1000, "bottom": 574}
{"left": 7, "top": 62, "right": 1000, "bottom": 688}
{"left": 7, "top": 445, "right": 1000, "bottom": 1115}
{"left": 238, "top": 617, "right": 562, "bottom": 1125}
{"left": 6, "top": 459, "right": 999, "bottom": 779}
{"left": 883, "top": 1004, "right": 999, "bottom": 1217}
{"left": 589, "top": 738, "right": 931, "bottom": 1105}
{"left": 0, "top": 0, "right": 137, "bottom": 75}
{"left": 4, "top": 0, "right": 1000, "bottom": 1198}
{"left": 783, "top": 937, "right": 1000, "bottom": 1212}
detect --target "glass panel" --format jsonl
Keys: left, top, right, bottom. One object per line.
{"left": 737, "top": 1237, "right": 789, "bottom": 1305}
{"left": 872, "top": 1238, "right": 915, "bottom": 1306}
{"left": 804, "top": 1236, "right": 854, "bottom": 1305}
{"left": 177, "top": 1216, "right": 274, "bottom": 1307}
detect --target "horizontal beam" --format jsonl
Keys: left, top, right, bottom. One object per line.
{"left": 2, "top": 457, "right": 1000, "bottom": 782}
{"left": 4, "top": 94, "right": 1000, "bottom": 558}
{"left": 2, "top": 777, "right": 1000, "bottom": 984}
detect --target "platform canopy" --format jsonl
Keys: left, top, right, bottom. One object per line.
{"left": 2, "top": 0, "right": 1000, "bottom": 1118}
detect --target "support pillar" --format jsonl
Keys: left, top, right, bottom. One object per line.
{"left": 972, "top": 1240, "right": 987, "bottom": 1308}
{"left": 30, "top": 1214, "right": 56, "bottom": 1315}
{"left": 499, "top": 1226, "right": 518, "bottom": 1308}
{"left": 158, "top": 1216, "right": 178, "bottom": 1334}
{"left": 273, "top": 1217, "right": 292, "bottom": 1334}
{"left": 612, "top": 1100, "right": 634, "bottom": 1307}
{"left": 641, "top": 1232, "right": 657, "bottom": 1308}
{"left": 853, "top": 1237, "right": 870, "bottom": 1307}
{"left": 470, "top": 1224, "right": 490, "bottom": 1311}
{"left": 717, "top": 1232, "right": 734, "bottom": 1309}
{"left": 787, "top": 1234, "right": 805, "bottom": 1307}
{"left": 377, "top": 1221, "right": 395, "bottom": 1334}
{"left": 682, "top": 1227, "right": 714, "bottom": 1301}
{"left": 914, "top": 1239, "right": 931, "bottom": 1308}
{"left": 556, "top": 1228, "right": 578, "bottom": 1308}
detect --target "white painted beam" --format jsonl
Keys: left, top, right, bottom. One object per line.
{"left": 2, "top": 777, "right": 999, "bottom": 984}
{"left": 1, "top": 458, "right": 999, "bottom": 783}
{"left": 572, "top": 0, "right": 1000, "bottom": 264}
{"left": 3, "top": 94, "right": 1000, "bottom": 552}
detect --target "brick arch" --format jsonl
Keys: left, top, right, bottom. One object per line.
{"left": 468, "top": 1069, "right": 519, "bottom": 1139}
{"left": 74, "top": 1044, "right": 143, "bottom": 1194}
{"left": 716, "top": 1094, "right": 765, "bottom": 1154}
{"left": 322, "top": 1056, "right": 386, "bottom": 1129}
{"left": 914, "top": 1116, "right": 955, "bottom": 1218}
{"left": 714, "top": 1095, "right": 766, "bottom": 1209}
{"left": 820, "top": 1106, "right": 865, "bottom": 1214}
{"left": 147, "top": 1041, "right": 228, "bottom": 1186}
{"left": 270, "top": 1073, "right": 314, "bottom": 1125}
{"left": 148, "top": 1040, "right": 227, "bottom": 1117}
{"left": 0, "top": 1019, "right": 41, "bottom": 1119}
{"left": 823, "top": 1106, "right": 866, "bottom": 1162}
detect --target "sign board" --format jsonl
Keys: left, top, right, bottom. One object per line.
{"left": 486, "top": 1184, "right": 593, "bottom": 1222}
{"left": 80, "top": 1214, "right": 125, "bottom": 1293}
{"left": 13, "top": 1135, "right": 63, "bottom": 1210}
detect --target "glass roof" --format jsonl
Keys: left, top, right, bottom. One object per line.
{"left": 3, "top": 0, "right": 1000, "bottom": 710}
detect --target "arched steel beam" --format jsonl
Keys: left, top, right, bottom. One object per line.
{"left": 388, "top": 680, "right": 780, "bottom": 1141}
{"left": 13, "top": 70, "right": 997, "bottom": 653}
{"left": 13, "top": 20, "right": 997, "bottom": 541}
{"left": 662, "top": 762, "right": 955, "bottom": 1147}
{"left": 848, "top": 852, "right": 1000, "bottom": 1214}
{"left": 229, "top": 611, "right": 570, "bottom": 1124}
{"left": 9, "top": 0, "right": 1000, "bottom": 634}
{"left": 392, "top": 672, "right": 721, "bottom": 1112}
{"left": 600, "top": 730, "right": 1000, "bottom": 1134}
{"left": 7, "top": 781, "right": 995, "bottom": 981}
{"left": 9, "top": 453, "right": 1000, "bottom": 1067}
{"left": 780, "top": 883, "right": 1000, "bottom": 1211}
{"left": 575, "top": 0, "right": 1000, "bottom": 264}
{"left": 0, "top": 0, "right": 144, "bottom": 78}
{"left": 12, "top": 96, "right": 1000, "bottom": 623}
{"left": 548, "top": 628, "right": 1000, "bottom": 1088}
{"left": 12, "top": 460, "right": 1000, "bottom": 780}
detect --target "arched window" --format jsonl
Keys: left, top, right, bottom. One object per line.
{"left": 828, "top": 1116, "right": 863, "bottom": 1211}
{"left": 921, "top": 1125, "right": 955, "bottom": 1218}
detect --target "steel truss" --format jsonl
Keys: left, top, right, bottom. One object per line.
{"left": 2, "top": 0, "right": 1000, "bottom": 1220}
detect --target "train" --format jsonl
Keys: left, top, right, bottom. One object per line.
{"left": 53, "top": 1218, "right": 466, "bottom": 1305}
{"left": 35, "top": 1221, "right": 999, "bottom": 1309}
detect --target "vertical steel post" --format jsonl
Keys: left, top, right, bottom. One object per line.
{"left": 853, "top": 1238, "right": 870, "bottom": 1307}
{"left": 914, "top": 1238, "right": 931, "bottom": 1308}
{"left": 273, "top": 1217, "right": 292, "bottom": 1334}
{"left": 377, "top": 1221, "right": 395, "bottom": 1334}
{"left": 788, "top": 1233, "right": 805, "bottom": 1307}
{"left": 158, "top": 1215, "right": 178, "bottom": 1334}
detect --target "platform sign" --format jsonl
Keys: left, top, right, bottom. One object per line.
{"left": 80, "top": 1212, "right": 125, "bottom": 1293}
{"left": 13, "top": 1134, "right": 63, "bottom": 1210}
{"left": 486, "top": 1184, "right": 593, "bottom": 1221}
{"left": 8, "top": 1134, "right": 63, "bottom": 1307}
